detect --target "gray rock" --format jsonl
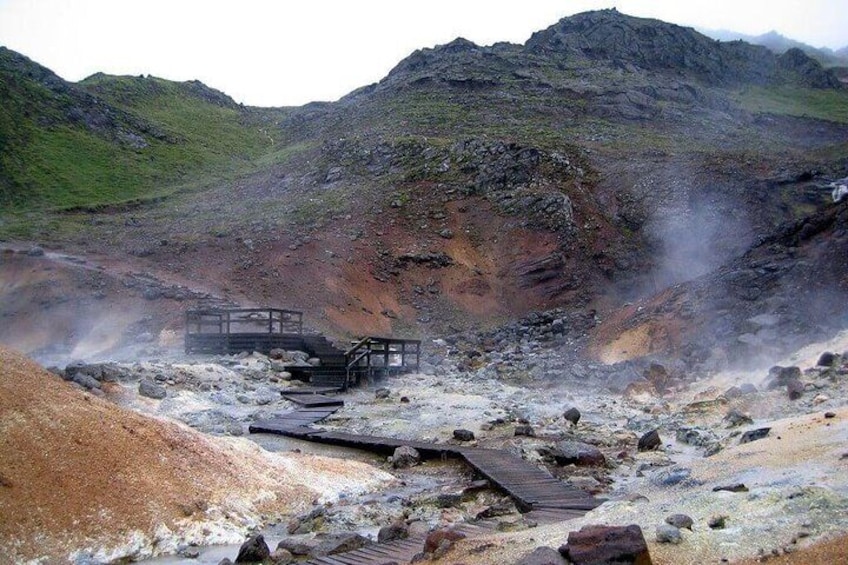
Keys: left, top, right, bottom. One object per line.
{"left": 787, "top": 379, "right": 804, "bottom": 400}
{"left": 554, "top": 441, "right": 606, "bottom": 466}
{"left": 391, "top": 445, "right": 421, "bottom": 468}
{"left": 72, "top": 373, "right": 101, "bottom": 390}
{"left": 138, "top": 379, "right": 167, "bottom": 399}
{"left": 665, "top": 514, "right": 693, "bottom": 530}
{"left": 378, "top": 520, "right": 409, "bottom": 543}
{"left": 310, "top": 532, "right": 370, "bottom": 557}
{"left": 724, "top": 409, "right": 754, "bottom": 427}
{"left": 656, "top": 524, "right": 682, "bottom": 544}
{"left": 375, "top": 388, "right": 391, "bottom": 399}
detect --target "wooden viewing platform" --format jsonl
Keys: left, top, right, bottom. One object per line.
{"left": 185, "top": 307, "right": 421, "bottom": 390}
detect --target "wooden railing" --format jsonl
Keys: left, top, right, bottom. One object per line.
{"left": 345, "top": 336, "right": 421, "bottom": 384}
{"left": 185, "top": 308, "right": 303, "bottom": 335}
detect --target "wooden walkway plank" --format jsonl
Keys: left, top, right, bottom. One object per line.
{"left": 283, "top": 394, "right": 345, "bottom": 407}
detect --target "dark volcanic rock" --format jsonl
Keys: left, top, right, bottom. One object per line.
{"left": 638, "top": 429, "right": 662, "bottom": 451}
{"left": 787, "top": 378, "right": 805, "bottom": 400}
{"left": 563, "top": 407, "right": 581, "bottom": 425}
{"left": 516, "top": 546, "right": 568, "bottom": 565}
{"left": 235, "top": 534, "right": 270, "bottom": 563}
{"left": 554, "top": 440, "right": 606, "bottom": 466}
{"left": 817, "top": 352, "right": 837, "bottom": 367}
{"left": 740, "top": 427, "right": 771, "bottom": 444}
{"left": 766, "top": 366, "right": 802, "bottom": 390}
{"left": 514, "top": 424, "right": 535, "bottom": 437}
{"left": 138, "top": 379, "right": 167, "bottom": 400}
{"left": 559, "top": 524, "right": 652, "bottom": 565}
{"left": 378, "top": 520, "right": 409, "bottom": 543}
{"left": 453, "top": 429, "right": 475, "bottom": 441}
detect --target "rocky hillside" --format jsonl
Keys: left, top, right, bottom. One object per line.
{"left": 1, "top": 9, "right": 847, "bottom": 360}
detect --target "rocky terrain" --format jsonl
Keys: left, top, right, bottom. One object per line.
{"left": 1, "top": 7, "right": 848, "bottom": 565}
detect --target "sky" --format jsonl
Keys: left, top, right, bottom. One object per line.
{"left": 0, "top": 0, "right": 846, "bottom": 107}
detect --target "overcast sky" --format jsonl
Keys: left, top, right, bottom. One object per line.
{"left": 1, "top": 0, "right": 846, "bottom": 107}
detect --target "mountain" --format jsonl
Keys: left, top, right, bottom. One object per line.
{"left": 701, "top": 28, "right": 848, "bottom": 68}
{"left": 1, "top": 9, "right": 847, "bottom": 366}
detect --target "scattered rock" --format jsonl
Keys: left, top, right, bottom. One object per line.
{"left": 724, "top": 409, "right": 754, "bottom": 427}
{"left": 138, "top": 379, "right": 167, "bottom": 400}
{"left": 514, "top": 424, "right": 535, "bottom": 437}
{"left": 391, "top": 445, "right": 421, "bottom": 468}
{"left": 515, "top": 546, "right": 567, "bottom": 565}
{"left": 787, "top": 379, "right": 804, "bottom": 400}
{"left": 713, "top": 483, "right": 749, "bottom": 493}
{"left": 435, "top": 493, "right": 463, "bottom": 508}
{"left": 740, "top": 427, "right": 771, "bottom": 444}
{"left": 708, "top": 515, "right": 728, "bottom": 529}
{"left": 554, "top": 441, "right": 606, "bottom": 466}
{"left": 655, "top": 524, "right": 682, "bottom": 544}
{"left": 310, "top": 532, "right": 371, "bottom": 557}
{"left": 563, "top": 407, "right": 581, "bottom": 426}
{"left": 559, "top": 524, "right": 652, "bottom": 565}
{"left": 638, "top": 429, "right": 662, "bottom": 451}
{"left": 375, "top": 388, "right": 391, "bottom": 399}
{"left": 268, "top": 548, "right": 293, "bottom": 564}
{"left": 824, "top": 411, "right": 836, "bottom": 419}
{"left": 423, "top": 528, "right": 466, "bottom": 554}
{"left": 816, "top": 352, "right": 837, "bottom": 367}
{"left": 766, "top": 366, "right": 801, "bottom": 390}
{"left": 235, "top": 534, "right": 270, "bottom": 563}
{"left": 665, "top": 514, "right": 693, "bottom": 530}
{"left": 453, "top": 429, "right": 475, "bottom": 441}
{"left": 378, "top": 520, "right": 409, "bottom": 543}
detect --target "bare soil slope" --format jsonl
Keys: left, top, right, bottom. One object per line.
{"left": 0, "top": 346, "right": 392, "bottom": 562}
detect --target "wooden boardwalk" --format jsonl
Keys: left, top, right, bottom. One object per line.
{"left": 250, "top": 401, "right": 603, "bottom": 564}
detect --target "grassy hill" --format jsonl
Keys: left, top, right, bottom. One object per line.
{"left": 0, "top": 47, "right": 289, "bottom": 213}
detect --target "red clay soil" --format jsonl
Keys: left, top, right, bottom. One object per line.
{"left": 0, "top": 346, "right": 379, "bottom": 562}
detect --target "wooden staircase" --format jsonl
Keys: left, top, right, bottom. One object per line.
{"left": 287, "top": 334, "right": 350, "bottom": 389}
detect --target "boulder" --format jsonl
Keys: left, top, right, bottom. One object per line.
{"left": 765, "top": 366, "right": 801, "bottom": 390}
{"left": 423, "top": 528, "right": 466, "bottom": 554}
{"left": 559, "top": 524, "right": 652, "bottom": 565}
{"left": 138, "top": 379, "right": 167, "bottom": 400}
{"left": 655, "top": 525, "right": 682, "bottom": 544}
{"left": 378, "top": 520, "right": 409, "bottom": 543}
{"left": 375, "top": 388, "right": 391, "bottom": 399}
{"left": 235, "top": 534, "right": 270, "bottom": 563}
{"left": 391, "top": 445, "right": 421, "bottom": 468}
{"left": 739, "top": 427, "right": 770, "bottom": 444}
{"left": 665, "top": 514, "right": 693, "bottom": 530}
{"left": 563, "top": 407, "right": 581, "bottom": 426}
{"left": 514, "top": 424, "right": 535, "bottom": 437}
{"left": 817, "top": 352, "right": 837, "bottom": 367}
{"left": 787, "top": 379, "right": 804, "bottom": 400}
{"left": 554, "top": 441, "right": 606, "bottom": 466}
{"left": 515, "top": 546, "right": 567, "bottom": 565}
{"left": 453, "top": 429, "right": 475, "bottom": 441}
{"left": 310, "top": 532, "right": 370, "bottom": 557}
{"left": 637, "top": 429, "right": 661, "bottom": 451}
